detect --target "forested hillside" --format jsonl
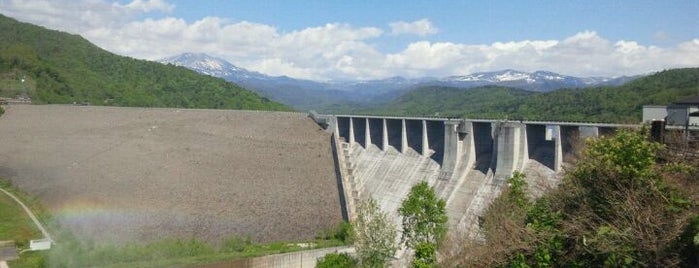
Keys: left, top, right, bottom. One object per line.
{"left": 0, "top": 14, "right": 288, "bottom": 110}
{"left": 373, "top": 68, "right": 699, "bottom": 123}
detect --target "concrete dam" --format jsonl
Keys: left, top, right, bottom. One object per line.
{"left": 315, "top": 114, "right": 625, "bottom": 237}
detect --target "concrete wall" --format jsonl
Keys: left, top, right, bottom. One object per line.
{"left": 327, "top": 114, "right": 629, "bottom": 259}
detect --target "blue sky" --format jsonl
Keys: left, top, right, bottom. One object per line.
{"left": 1, "top": 0, "right": 698, "bottom": 80}
{"left": 164, "top": 0, "right": 697, "bottom": 49}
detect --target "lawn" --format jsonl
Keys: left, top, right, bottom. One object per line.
{"left": 0, "top": 181, "right": 44, "bottom": 267}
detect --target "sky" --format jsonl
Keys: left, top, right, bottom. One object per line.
{"left": 0, "top": 0, "right": 698, "bottom": 81}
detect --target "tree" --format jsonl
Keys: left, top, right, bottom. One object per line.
{"left": 352, "top": 197, "right": 398, "bottom": 268}
{"left": 398, "top": 181, "right": 448, "bottom": 267}
{"left": 453, "top": 129, "right": 699, "bottom": 267}
{"left": 316, "top": 252, "right": 357, "bottom": 268}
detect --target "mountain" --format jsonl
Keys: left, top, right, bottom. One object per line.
{"left": 0, "top": 14, "right": 288, "bottom": 111}
{"left": 433, "top": 69, "right": 639, "bottom": 92}
{"left": 159, "top": 53, "right": 641, "bottom": 111}
{"left": 160, "top": 53, "right": 433, "bottom": 111}
{"left": 160, "top": 53, "right": 270, "bottom": 80}
{"left": 371, "top": 68, "right": 699, "bottom": 123}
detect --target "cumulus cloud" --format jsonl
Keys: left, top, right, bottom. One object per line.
{"left": 1, "top": 1, "right": 698, "bottom": 80}
{"left": 389, "top": 18, "right": 439, "bottom": 36}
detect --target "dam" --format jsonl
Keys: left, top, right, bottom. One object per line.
{"left": 314, "top": 113, "right": 630, "bottom": 238}
{"left": 0, "top": 105, "right": 633, "bottom": 259}
{"left": 0, "top": 105, "right": 344, "bottom": 246}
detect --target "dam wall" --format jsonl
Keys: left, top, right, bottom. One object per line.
{"left": 321, "top": 114, "right": 633, "bottom": 240}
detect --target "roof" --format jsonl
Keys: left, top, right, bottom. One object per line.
{"left": 674, "top": 94, "right": 699, "bottom": 105}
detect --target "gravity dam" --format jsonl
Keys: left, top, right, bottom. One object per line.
{"left": 314, "top": 113, "right": 627, "bottom": 239}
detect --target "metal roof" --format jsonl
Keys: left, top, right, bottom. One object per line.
{"left": 675, "top": 94, "right": 699, "bottom": 105}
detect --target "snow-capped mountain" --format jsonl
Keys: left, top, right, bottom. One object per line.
{"left": 159, "top": 53, "right": 268, "bottom": 80}
{"left": 157, "top": 53, "right": 640, "bottom": 109}
{"left": 437, "top": 69, "right": 634, "bottom": 92}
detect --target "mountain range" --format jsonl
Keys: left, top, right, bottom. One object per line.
{"left": 159, "top": 53, "right": 640, "bottom": 111}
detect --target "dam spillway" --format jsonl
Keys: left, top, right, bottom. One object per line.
{"left": 324, "top": 114, "right": 628, "bottom": 237}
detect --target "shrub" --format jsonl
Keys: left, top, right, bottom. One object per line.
{"left": 316, "top": 252, "right": 357, "bottom": 268}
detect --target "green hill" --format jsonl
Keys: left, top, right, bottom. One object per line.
{"left": 372, "top": 86, "right": 535, "bottom": 118}
{"left": 374, "top": 68, "right": 699, "bottom": 123}
{"left": 0, "top": 14, "right": 289, "bottom": 111}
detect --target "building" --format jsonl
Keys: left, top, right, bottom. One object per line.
{"left": 643, "top": 94, "right": 699, "bottom": 127}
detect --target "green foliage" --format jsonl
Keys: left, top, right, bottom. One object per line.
{"left": 577, "top": 128, "right": 660, "bottom": 180}
{"left": 353, "top": 197, "right": 398, "bottom": 268}
{"left": 316, "top": 252, "right": 357, "bottom": 268}
{"left": 220, "top": 236, "right": 253, "bottom": 253}
{"left": 507, "top": 171, "right": 530, "bottom": 209}
{"left": 411, "top": 242, "right": 438, "bottom": 268}
{"left": 399, "top": 181, "right": 447, "bottom": 267}
{"left": 316, "top": 221, "right": 353, "bottom": 244}
{"left": 367, "top": 86, "right": 533, "bottom": 118}
{"left": 369, "top": 68, "right": 699, "bottom": 123}
{"left": 0, "top": 14, "right": 289, "bottom": 111}
{"left": 464, "top": 129, "right": 699, "bottom": 268}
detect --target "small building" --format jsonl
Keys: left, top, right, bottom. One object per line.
{"left": 642, "top": 105, "right": 668, "bottom": 122}
{"left": 29, "top": 238, "right": 52, "bottom": 251}
{"left": 642, "top": 95, "right": 699, "bottom": 126}
{"left": 668, "top": 95, "right": 699, "bottom": 126}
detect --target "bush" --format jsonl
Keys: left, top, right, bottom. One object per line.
{"left": 449, "top": 129, "right": 699, "bottom": 267}
{"left": 316, "top": 252, "right": 357, "bottom": 268}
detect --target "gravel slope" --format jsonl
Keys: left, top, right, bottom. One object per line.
{"left": 0, "top": 105, "right": 342, "bottom": 245}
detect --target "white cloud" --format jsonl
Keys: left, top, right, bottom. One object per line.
{"left": 383, "top": 31, "right": 699, "bottom": 78}
{"left": 1, "top": 1, "right": 698, "bottom": 80}
{"left": 389, "top": 18, "right": 439, "bottom": 36}
{"left": 120, "top": 0, "right": 174, "bottom": 13}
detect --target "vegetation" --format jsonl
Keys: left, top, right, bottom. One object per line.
{"left": 0, "top": 179, "right": 350, "bottom": 268}
{"left": 0, "top": 14, "right": 289, "bottom": 111}
{"left": 21, "top": 230, "right": 349, "bottom": 268}
{"left": 443, "top": 129, "right": 699, "bottom": 267}
{"left": 316, "top": 252, "right": 358, "bottom": 268}
{"left": 0, "top": 180, "right": 49, "bottom": 268}
{"left": 399, "top": 181, "right": 448, "bottom": 268}
{"left": 352, "top": 197, "right": 398, "bottom": 267}
{"left": 369, "top": 68, "right": 699, "bottom": 123}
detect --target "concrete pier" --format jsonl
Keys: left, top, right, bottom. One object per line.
{"left": 494, "top": 122, "right": 527, "bottom": 178}
{"left": 401, "top": 119, "right": 408, "bottom": 154}
{"left": 365, "top": 118, "right": 371, "bottom": 148}
{"left": 382, "top": 119, "right": 389, "bottom": 151}
{"left": 348, "top": 117, "right": 355, "bottom": 146}
{"left": 422, "top": 120, "right": 429, "bottom": 157}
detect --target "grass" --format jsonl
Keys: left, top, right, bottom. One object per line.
{"left": 0, "top": 179, "right": 46, "bottom": 267}
{"left": 1, "top": 179, "right": 352, "bottom": 267}
{"left": 41, "top": 232, "right": 348, "bottom": 268}
{"left": 0, "top": 186, "right": 42, "bottom": 245}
